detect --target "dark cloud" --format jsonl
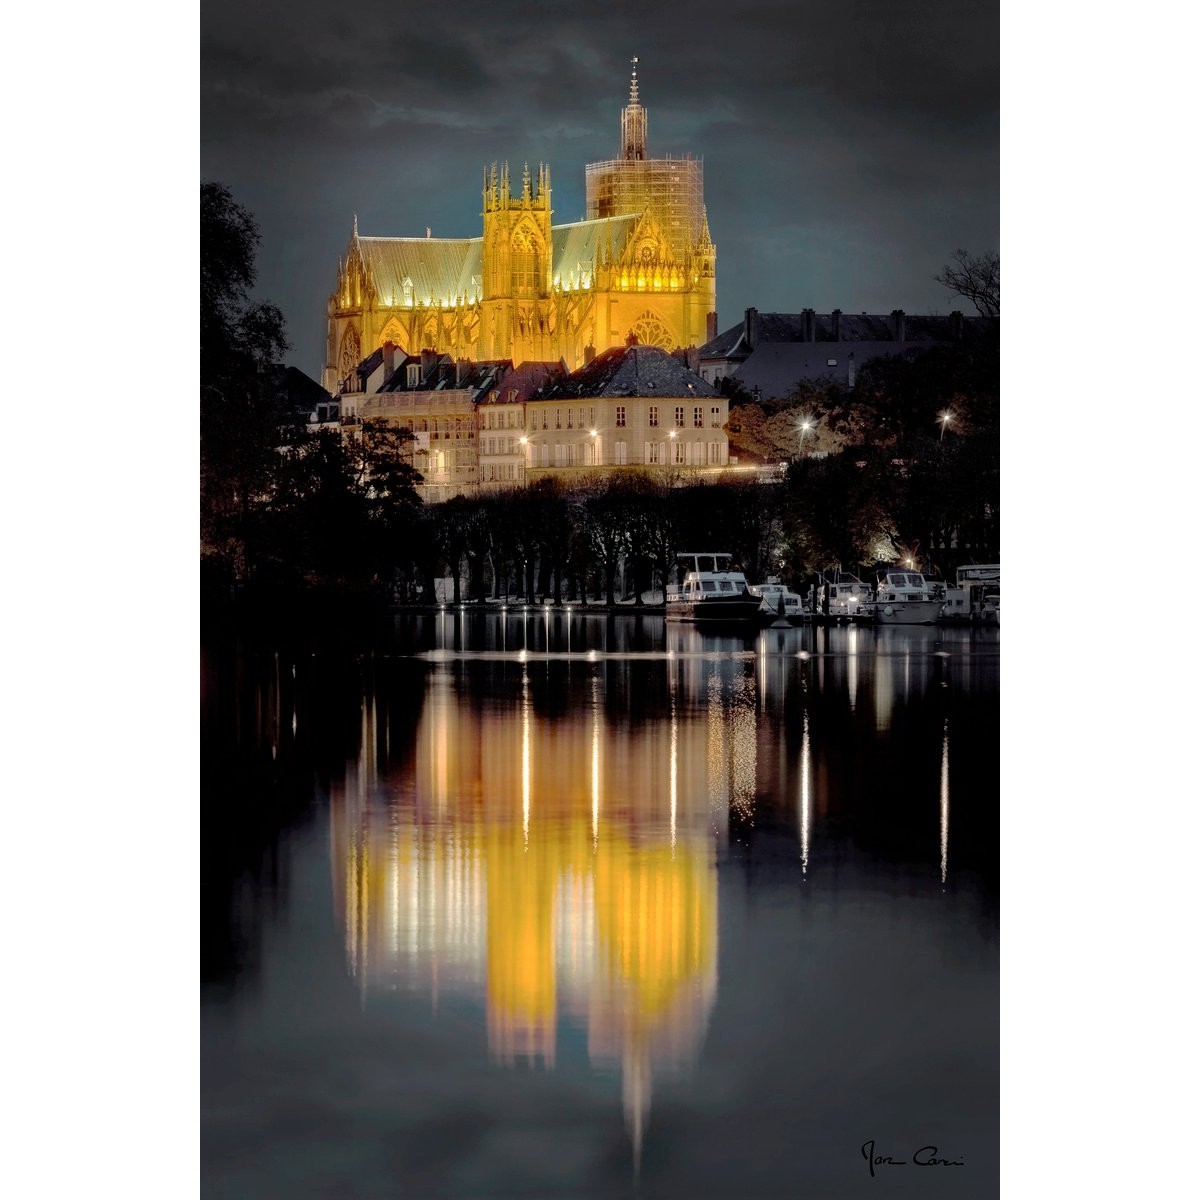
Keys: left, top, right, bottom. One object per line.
{"left": 202, "top": 0, "right": 998, "bottom": 376}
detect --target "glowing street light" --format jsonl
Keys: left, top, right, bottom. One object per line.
{"left": 938, "top": 411, "right": 953, "bottom": 442}
{"left": 796, "top": 417, "right": 815, "bottom": 459}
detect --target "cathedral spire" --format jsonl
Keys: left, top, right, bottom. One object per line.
{"left": 621, "top": 56, "right": 647, "bottom": 160}
{"left": 521, "top": 161, "right": 531, "bottom": 203}
{"left": 352, "top": 212, "right": 358, "bottom": 239}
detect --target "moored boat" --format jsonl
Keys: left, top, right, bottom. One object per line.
{"left": 820, "top": 572, "right": 874, "bottom": 621}
{"left": 666, "top": 553, "right": 763, "bottom": 624}
{"left": 940, "top": 564, "right": 1000, "bottom": 625}
{"left": 865, "top": 567, "right": 943, "bottom": 624}
{"left": 748, "top": 580, "right": 809, "bottom": 625}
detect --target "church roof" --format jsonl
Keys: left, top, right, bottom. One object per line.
{"left": 551, "top": 215, "right": 638, "bottom": 285}
{"left": 358, "top": 236, "right": 483, "bottom": 307}
{"left": 355, "top": 215, "right": 639, "bottom": 306}
{"left": 536, "top": 343, "right": 717, "bottom": 400}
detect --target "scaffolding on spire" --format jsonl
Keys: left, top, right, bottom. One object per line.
{"left": 588, "top": 61, "right": 706, "bottom": 265}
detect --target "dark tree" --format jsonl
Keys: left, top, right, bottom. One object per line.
{"left": 201, "top": 182, "right": 289, "bottom": 579}
{"left": 934, "top": 249, "right": 999, "bottom": 321}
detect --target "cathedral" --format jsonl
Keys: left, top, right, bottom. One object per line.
{"left": 322, "top": 64, "right": 717, "bottom": 392}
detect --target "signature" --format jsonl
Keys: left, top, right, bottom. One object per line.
{"left": 861, "top": 1140, "right": 965, "bottom": 1178}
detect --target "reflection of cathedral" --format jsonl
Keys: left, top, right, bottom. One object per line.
{"left": 323, "top": 63, "right": 718, "bottom": 391}
{"left": 329, "top": 663, "right": 730, "bottom": 1150}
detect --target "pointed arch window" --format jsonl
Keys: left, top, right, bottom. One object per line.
{"left": 511, "top": 228, "right": 541, "bottom": 298}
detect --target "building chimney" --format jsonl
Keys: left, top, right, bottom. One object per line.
{"left": 831, "top": 309, "right": 842, "bottom": 342}
{"left": 583, "top": 344, "right": 596, "bottom": 365}
{"left": 455, "top": 358, "right": 471, "bottom": 386}
{"left": 801, "top": 308, "right": 816, "bottom": 343}
{"left": 744, "top": 307, "right": 759, "bottom": 352}
{"left": 890, "top": 310, "right": 906, "bottom": 342}
{"left": 950, "top": 310, "right": 964, "bottom": 339}
{"left": 383, "top": 342, "right": 396, "bottom": 378}
{"left": 706, "top": 311, "right": 718, "bottom": 342}
{"left": 421, "top": 347, "right": 438, "bottom": 374}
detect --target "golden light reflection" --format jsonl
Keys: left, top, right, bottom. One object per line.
{"left": 329, "top": 662, "right": 742, "bottom": 1148}
{"left": 522, "top": 669, "right": 531, "bottom": 848}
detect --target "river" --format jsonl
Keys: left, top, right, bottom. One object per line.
{"left": 201, "top": 612, "right": 999, "bottom": 1198}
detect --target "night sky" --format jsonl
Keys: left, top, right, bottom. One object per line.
{"left": 201, "top": 0, "right": 998, "bottom": 380}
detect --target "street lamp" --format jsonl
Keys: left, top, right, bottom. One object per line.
{"left": 796, "top": 417, "right": 815, "bottom": 459}
{"left": 938, "top": 411, "right": 953, "bottom": 442}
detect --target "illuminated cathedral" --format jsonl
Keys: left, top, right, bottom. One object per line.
{"left": 322, "top": 63, "right": 718, "bottom": 392}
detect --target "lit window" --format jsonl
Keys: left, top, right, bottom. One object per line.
{"left": 616, "top": 406, "right": 626, "bottom": 427}
{"left": 693, "top": 406, "right": 702, "bottom": 427}
{"left": 675, "top": 406, "right": 685, "bottom": 426}
{"left": 710, "top": 406, "right": 721, "bottom": 427}
{"left": 649, "top": 406, "right": 659, "bottom": 427}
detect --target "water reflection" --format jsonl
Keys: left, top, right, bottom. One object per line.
{"left": 318, "top": 620, "right": 997, "bottom": 1156}
{"left": 331, "top": 657, "right": 737, "bottom": 1150}
{"left": 205, "top": 614, "right": 998, "bottom": 1193}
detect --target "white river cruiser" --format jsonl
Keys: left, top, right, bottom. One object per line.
{"left": 864, "top": 567, "right": 944, "bottom": 625}
{"left": 940, "top": 564, "right": 1000, "bottom": 624}
{"left": 748, "top": 580, "right": 810, "bottom": 625}
{"left": 820, "top": 572, "right": 874, "bottom": 621}
{"left": 666, "top": 553, "right": 764, "bottom": 624}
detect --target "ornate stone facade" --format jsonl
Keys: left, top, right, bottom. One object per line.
{"left": 322, "top": 67, "right": 717, "bottom": 392}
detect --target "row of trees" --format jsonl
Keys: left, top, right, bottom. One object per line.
{"left": 389, "top": 434, "right": 997, "bottom": 606}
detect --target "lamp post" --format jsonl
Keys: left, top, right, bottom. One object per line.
{"left": 797, "top": 417, "right": 815, "bottom": 459}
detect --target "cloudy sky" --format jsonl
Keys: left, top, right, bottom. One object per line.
{"left": 201, "top": 0, "right": 998, "bottom": 378}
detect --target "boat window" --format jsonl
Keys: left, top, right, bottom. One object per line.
{"left": 719, "top": 581, "right": 734, "bottom": 592}
{"left": 702, "top": 581, "right": 717, "bottom": 593}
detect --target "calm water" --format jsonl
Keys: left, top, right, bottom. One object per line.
{"left": 202, "top": 613, "right": 999, "bottom": 1198}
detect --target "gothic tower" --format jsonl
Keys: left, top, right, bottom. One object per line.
{"left": 480, "top": 161, "right": 554, "bottom": 364}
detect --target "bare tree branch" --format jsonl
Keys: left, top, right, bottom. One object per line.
{"left": 934, "top": 249, "right": 999, "bottom": 321}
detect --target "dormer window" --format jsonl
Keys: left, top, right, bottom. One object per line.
{"left": 407, "top": 364, "right": 421, "bottom": 388}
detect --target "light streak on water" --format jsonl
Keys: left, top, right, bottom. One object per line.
{"left": 940, "top": 717, "right": 950, "bottom": 884}
{"left": 799, "top": 710, "right": 811, "bottom": 876}
{"left": 591, "top": 675, "right": 600, "bottom": 847}
{"left": 669, "top": 697, "right": 678, "bottom": 852}
{"left": 522, "top": 668, "right": 531, "bottom": 849}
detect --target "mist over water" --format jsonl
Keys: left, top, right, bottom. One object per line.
{"left": 202, "top": 613, "right": 998, "bottom": 1198}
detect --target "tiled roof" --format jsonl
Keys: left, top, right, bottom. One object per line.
{"left": 700, "top": 311, "right": 986, "bottom": 359}
{"left": 536, "top": 343, "right": 717, "bottom": 400}
{"left": 478, "top": 361, "right": 565, "bottom": 404}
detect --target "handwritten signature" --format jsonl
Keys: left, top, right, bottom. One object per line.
{"left": 861, "top": 1140, "right": 965, "bottom": 1178}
